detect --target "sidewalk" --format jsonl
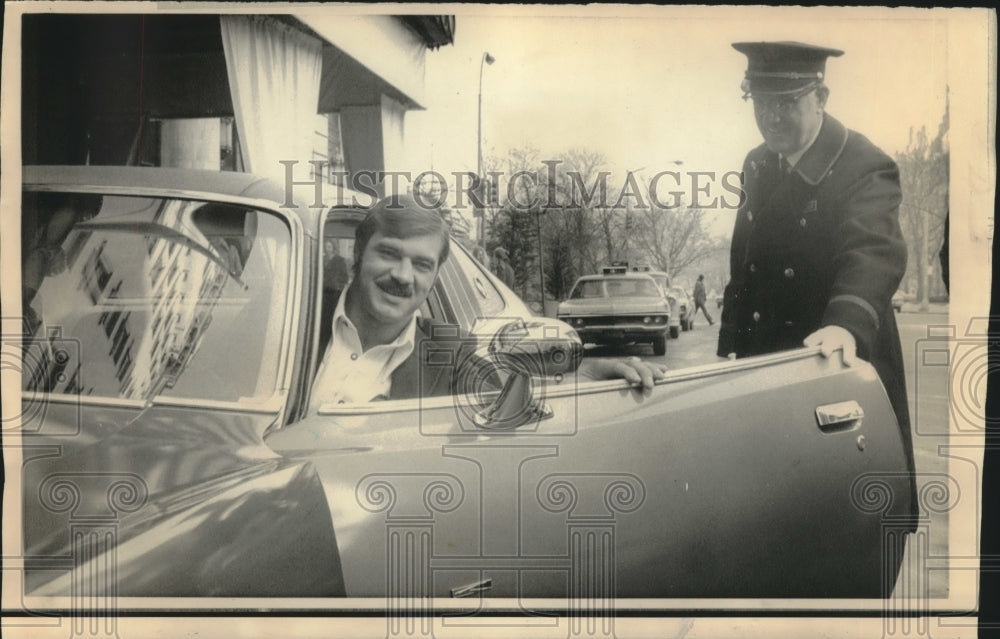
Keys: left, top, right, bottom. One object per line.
{"left": 898, "top": 302, "right": 949, "bottom": 314}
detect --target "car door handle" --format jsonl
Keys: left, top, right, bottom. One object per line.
{"left": 815, "top": 400, "right": 864, "bottom": 433}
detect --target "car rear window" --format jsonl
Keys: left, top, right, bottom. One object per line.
{"left": 21, "top": 190, "right": 293, "bottom": 404}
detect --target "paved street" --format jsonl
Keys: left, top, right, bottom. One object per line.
{"left": 581, "top": 312, "right": 722, "bottom": 368}
{"left": 583, "top": 307, "right": 953, "bottom": 601}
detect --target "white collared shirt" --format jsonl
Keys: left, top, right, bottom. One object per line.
{"left": 309, "top": 286, "right": 417, "bottom": 409}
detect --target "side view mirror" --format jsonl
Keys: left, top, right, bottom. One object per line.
{"left": 469, "top": 317, "right": 583, "bottom": 430}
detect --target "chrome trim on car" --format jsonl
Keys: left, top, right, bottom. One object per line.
{"left": 317, "top": 390, "right": 501, "bottom": 415}
{"left": 273, "top": 209, "right": 305, "bottom": 428}
{"left": 317, "top": 348, "right": 833, "bottom": 412}
{"left": 23, "top": 183, "right": 287, "bottom": 216}
{"left": 543, "top": 347, "right": 836, "bottom": 399}
{"left": 20, "top": 392, "right": 285, "bottom": 414}
{"left": 24, "top": 393, "right": 147, "bottom": 409}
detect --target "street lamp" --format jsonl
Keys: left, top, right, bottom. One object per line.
{"left": 477, "top": 51, "right": 495, "bottom": 253}
{"left": 623, "top": 166, "right": 645, "bottom": 263}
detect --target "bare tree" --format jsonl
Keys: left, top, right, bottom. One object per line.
{"left": 556, "top": 148, "right": 609, "bottom": 275}
{"left": 630, "top": 198, "right": 724, "bottom": 280}
{"left": 534, "top": 149, "right": 613, "bottom": 298}
{"left": 485, "top": 146, "right": 735, "bottom": 302}
{"left": 485, "top": 146, "right": 547, "bottom": 302}
{"left": 895, "top": 100, "right": 949, "bottom": 308}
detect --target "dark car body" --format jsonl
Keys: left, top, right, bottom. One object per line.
{"left": 15, "top": 166, "right": 914, "bottom": 604}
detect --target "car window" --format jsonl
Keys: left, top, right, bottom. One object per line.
{"left": 570, "top": 280, "right": 603, "bottom": 299}
{"left": 322, "top": 219, "right": 355, "bottom": 293}
{"left": 21, "top": 190, "right": 292, "bottom": 403}
{"left": 433, "top": 243, "right": 508, "bottom": 328}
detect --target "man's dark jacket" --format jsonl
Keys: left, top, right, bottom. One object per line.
{"left": 693, "top": 280, "right": 707, "bottom": 305}
{"left": 718, "top": 114, "right": 915, "bottom": 520}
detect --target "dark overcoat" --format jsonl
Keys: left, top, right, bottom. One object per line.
{"left": 718, "top": 114, "right": 915, "bottom": 508}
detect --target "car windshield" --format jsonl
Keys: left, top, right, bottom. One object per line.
{"left": 571, "top": 277, "right": 660, "bottom": 299}
{"left": 570, "top": 279, "right": 604, "bottom": 299}
{"left": 21, "top": 190, "right": 292, "bottom": 404}
{"left": 604, "top": 278, "right": 661, "bottom": 298}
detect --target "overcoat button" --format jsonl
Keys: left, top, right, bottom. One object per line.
{"left": 800, "top": 218, "right": 807, "bottom": 227}
{"left": 351, "top": 353, "right": 359, "bottom": 361}
{"left": 747, "top": 211, "right": 754, "bottom": 222}
{"left": 784, "top": 268, "right": 795, "bottom": 278}
{"left": 752, "top": 311, "right": 760, "bottom": 322}
{"left": 749, "top": 263, "right": 756, "bottom": 273}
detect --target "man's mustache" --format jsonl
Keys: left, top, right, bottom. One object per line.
{"left": 376, "top": 278, "right": 414, "bottom": 297}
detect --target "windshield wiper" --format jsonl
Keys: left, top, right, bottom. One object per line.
{"left": 124, "top": 349, "right": 186, "bottom": 428}
{"left": 75, "top": 220, "right": 248, "bottom": 290}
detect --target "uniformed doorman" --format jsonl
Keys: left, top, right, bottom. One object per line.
{"left": 718, "top": 41, "right": 915, "bottom": 525}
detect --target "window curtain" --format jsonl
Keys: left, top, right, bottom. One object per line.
{"left": 220, "top": 15, "right": 323, "bottom": 184}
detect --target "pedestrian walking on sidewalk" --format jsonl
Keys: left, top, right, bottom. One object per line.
{"left": 692, "top": 274, "right": 714, "bottom": 325}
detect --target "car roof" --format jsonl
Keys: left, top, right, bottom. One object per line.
{"left": 22, "top": 165, "right": 374, "bottom": 227}
{"left": 578, "top": 271, "right": 649, "bottom": 280}
{"left": 576, "top": 272, "right": 658, "bottom": 282}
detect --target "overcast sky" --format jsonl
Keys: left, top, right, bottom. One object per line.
{"left": 405, "top": 6, "right": 949, "bottom": 236}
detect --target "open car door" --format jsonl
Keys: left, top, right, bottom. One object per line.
{"left": 269, "top": 342, "right": 912, "bottom": 599}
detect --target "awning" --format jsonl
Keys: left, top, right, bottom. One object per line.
{"left": 294, "top": 14, "right": 453, "bottom": 111}
{"left": 398, "top": 16, "right": 456, "bottom": 50}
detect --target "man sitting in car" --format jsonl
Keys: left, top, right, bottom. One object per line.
{"left": 310, "top": 194, "right": 665, "bottom": 408}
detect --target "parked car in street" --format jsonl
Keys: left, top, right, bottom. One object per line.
{"left": 667, "top": 286, "right": 695, "bottom": 333}
{"left": 557, "top": 266, "right": 671, "bottom": 355}
{"left": 16, "top": 166, "right": 914, "bottom": 602}
{"left": 892, "top": 290, "right": 905, "bottom": 312}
